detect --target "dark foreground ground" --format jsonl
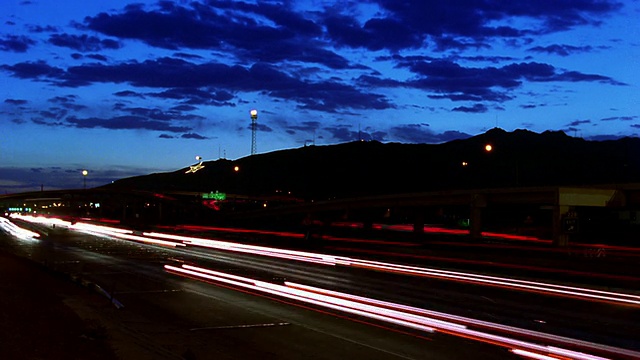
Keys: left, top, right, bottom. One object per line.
{"left": 0, "top": 250, "right": 121, "bottom": 360}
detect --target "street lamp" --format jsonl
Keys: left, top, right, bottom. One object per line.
{"left": 82, "top": 169, "right": 88, "bottom": 189}
{"left": 250, "top": 109, "right": 258, "bottom": 155}
{"left": 484, "top": 144, "right": 493, "bottom": 152}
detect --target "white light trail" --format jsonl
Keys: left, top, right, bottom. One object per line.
{"left": 143, "top": 231, "right": 640, "bottom": 306}
{"left": 167, "top": 264, "right": 640, "bottom": 360}
{"left": 0, "top": 217, "right": 40, "bottom": 240}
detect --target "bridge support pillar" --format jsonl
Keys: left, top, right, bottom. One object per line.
{"left": 552, "top": 205, "right": 571, "bottom": 247}
{"left": 470, "top": 194, "right": 487, "bottom": 239}
{"left": 413, "top": 212, "right": 424, "bottom": 238}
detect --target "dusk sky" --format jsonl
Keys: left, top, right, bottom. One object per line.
{"left": 1, "top": 0, "right": 639, "bottom": 193}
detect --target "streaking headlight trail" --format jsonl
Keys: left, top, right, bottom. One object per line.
{"left": 0, "top": 217, "right": 40, "bottom": 241}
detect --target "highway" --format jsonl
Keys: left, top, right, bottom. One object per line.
{"left": 2, "top": 214, "right": 639, "bottom": 359}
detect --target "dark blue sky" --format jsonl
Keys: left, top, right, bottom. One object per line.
{"left": 1, "top": 0, "right": 638, "bottom": 192}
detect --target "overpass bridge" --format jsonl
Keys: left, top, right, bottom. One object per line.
{"left": 226, "top": 184, "right": 639, "bottom": 246}
{"left": 2, "top": 184, "right": 638, "bottom": 246}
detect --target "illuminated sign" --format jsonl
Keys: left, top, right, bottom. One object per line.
{"left": 202, "top": 191, "right": 226, "bottom": 200}
{"left": 7, "top": 207, "right": 32, "bottom": 212}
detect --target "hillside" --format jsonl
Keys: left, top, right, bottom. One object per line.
{"left": 104, "top": 128, "right": 640, "bottom": 200}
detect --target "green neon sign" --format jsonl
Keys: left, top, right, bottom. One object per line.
{"left": 202, "top": 191, "right": 226, "bottom": 200}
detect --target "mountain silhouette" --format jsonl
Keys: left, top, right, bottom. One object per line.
{"left": 104, "top": 128, "right": 640, "bottom": 200}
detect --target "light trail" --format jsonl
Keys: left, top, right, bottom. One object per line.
{"left": 9, "top": 214, "right": 184, "bottom": 248}
{"left": 11, "top": 215, "right": 640, "bottom": 306}
{"left": 144, "top": 231, "right": 640, "bottom": 307}
{"left": 0, "top": 216, "right": 40, "bottom": 241}
{"left": 166, "top": 264, "right": 640, "bottom": 360}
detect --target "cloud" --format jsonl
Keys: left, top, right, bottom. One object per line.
{"left": 380, "top": 59, "right": 624, "bottom": 102}
{"left": 0, "top": 60, "right": 64, "bottom": 79}
{"left": 0, "top": 35, "right": 36, "bottom": 52}
{"left": 181, "top": 133, "right": 208, "bottom": 140}
{"left": 452, "top": 104, "right": 489, "bottom": 113}
{"left": 65, "top": 115, "right": 192, "bottom": 132}
{"left": 4, "top": 99, "right": 28, "bottom": 105}
{"left": 48, "top": 33, "right": 120, "bottom": 52}
{"left": 388, "top": 124, "right": 471, "bottom": 143}
{"left": 527, "top": 44, "right": 594, "bottom": 56}
{"left": 2, "top": 58, "right": 392, "bottom": 112}
{"left": 329, "top": 0, "right": 622, "bottom": 52}
{"left": 566, "top": 119, "right": 591, "bottom": 126}
{"left": 601, "top": 116, "right": 637, "bottom": 122}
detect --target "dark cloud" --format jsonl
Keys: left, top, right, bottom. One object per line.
{"left": 601, "top": 116, "right": 637, "bottom": 121}
{"left": 48, "top": 33, "right": 120, "bottom": 52}
{"left": 285, "top": 121, "right": 321, "bottom": 135}
{"left": 550, "top": 71, "right": 625, "bottom": 85}
{"left": 324, "top": 125, "right": 361, "bottom": 142}
{"left": 566, "top": 119, "right": 591, "bottom": 126}
{"left": 171, "top": 104, "right": 198, "bottom": 112}
{"left": 27, "top": 25, "right": 58, "bottom": 33}
{"left": 585, "top": 134, "right": 629, "bottom": 141}
{"left": 1, "top": 60, "right": 64, "bottom": 79}
{"left": 527, "top": 44, "right": 594, "bottom": 56}
{"left": 65, "top": 115, "right": 192, "bottom": 132}
{"left": 114, "top": 90, "right": 145, "bottom": 98}
{"left": 173, "top": 52, "right": 204, "bottom": 60}
{"left": 114, "top": 106, "right": 205, "bottom": 122}
{"left": 0, "top": 0, "right": 627, "bottom": 134}
{"left": 82, "top": 1, "right": 352, "bottom": 70}
{"left": 348, "top": 0, "right": 623, "bottom": 52}
{"left": 40, "top": 108, "right": 68, "bottom": 120}
{"left": 324, "top": 14, "right": 422, "bottom": 51}
{"left": 181, "top": 133, "right": 208, "bottom": 140}
{"left": 0, "top": 35, "right": 36, "bottom": 52}
{"left": 389, "top": 124, "right": 471, "bottom": 143}
{"left": 4, "top": 99, "right": 28, "bottom": 105}
{"left": 385, "top": 59, "right": 624, "bottom": 102}
{"left": 86, "top": 54, "right": 108, "bottom": 61}
{"left": 48, "top": 95, "right": 78, "bottom": 103}
{"left": 149, "top": 87, "right": 235, "bottom": 106}
{"left": 1, "top": 57, "right": 392, "bottom": 113}
{"left": 452, "top": 104, "right": 489, "bottom": 113}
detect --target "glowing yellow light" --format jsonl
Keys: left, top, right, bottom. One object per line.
{"left": 485, "top": 144, "right": 493, "bottom": 152}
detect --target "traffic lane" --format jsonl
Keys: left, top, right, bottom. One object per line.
{"left": 108, "top": 275, "right": 514, "bottom": 360}
{"left": 18, "top": 225, "right": 640, "bottom": 353}
{"left": 39, "top": 228, "right": 640, "bottom": 354}
{"left": 168, "top": 246, "right": 640, "bottom": 353}
{"left": 149, "top": 224, "right": 640, "bottom": 290}
{"left": 0, "top": 233, "right": 516, "bottom": 359}
{"left": 4, "top": 226, "right": 638, "bottom": 356}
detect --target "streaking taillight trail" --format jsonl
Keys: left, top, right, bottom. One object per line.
{"left": 166, "top": 264, "right": 639, "bottom": 360}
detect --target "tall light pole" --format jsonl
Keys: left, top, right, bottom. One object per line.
{"left": 250, "top": 109, "right": 258, "bottom": 155}
{"left": 82, "top": 169, "right": 88, "bottom": 189}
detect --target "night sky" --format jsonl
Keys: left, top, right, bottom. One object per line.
{"left": 1, "top": 0, "right": 638, "bottom": 193}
